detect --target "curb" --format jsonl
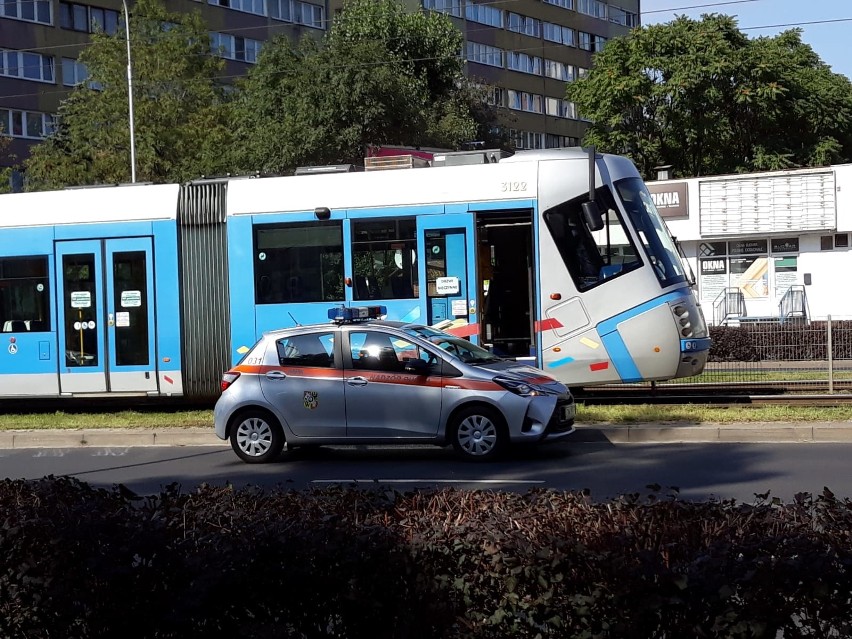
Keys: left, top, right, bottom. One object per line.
{"left": 2, "top": 422, "right": 852, "bottom": 449}
{"left": 571, "top": 422, "right": 852, "bottom": 444}
{"left": 0, "top": 428, "right": 227, "bottom": 450}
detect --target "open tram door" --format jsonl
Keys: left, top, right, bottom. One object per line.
{"left": 474, "top": 209, "right": 536, "bottom": 360}
{"left": 416, "top": 213, "right": 477, "bottom": 340}
{"left": 55, "top": 239, "right": 157, "bottom": 395}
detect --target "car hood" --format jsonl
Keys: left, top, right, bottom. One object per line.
{"left": 476, "top": 360, "right": 568, "bottom": 394}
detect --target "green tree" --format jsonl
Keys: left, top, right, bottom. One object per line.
{"left": 233, "top": 0, "right": 497, "bottom": 173}
{"left": 25, "top": 0, "right": 233, "bottom": 190}
{"left": 567, "top": 14, "right": 852, "bottom": 179}
{"left": 0, "top": 129, "right": 15, "bottom": 193}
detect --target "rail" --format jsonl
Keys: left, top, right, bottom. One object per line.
{"left": 712, "top": 287, "right": 747, "bottom": 325}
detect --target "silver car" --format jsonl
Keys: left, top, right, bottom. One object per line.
{"left": 214, "top": 307, "right": 576, "bottom": 463}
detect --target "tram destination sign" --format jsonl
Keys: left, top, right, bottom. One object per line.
{"left": 645, "top": 182, "right": 688, "bottom": 219}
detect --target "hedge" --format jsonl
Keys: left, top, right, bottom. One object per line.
{"left": 709, "top": 320, "right": 852, "bottom": 362}
{"left": 2, "top": 478, "right": 852, "bottom": 638}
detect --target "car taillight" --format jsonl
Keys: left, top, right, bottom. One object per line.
{"left": 221, "top": 371, "right": 241, "bottom": 391}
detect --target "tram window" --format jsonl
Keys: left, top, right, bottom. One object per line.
{"left": 352, "top": 218, "right": 418, "bottom": 300}
{"left": 254, "top": 222, "right": 344, "bottom": 304}
{"left": 0, "top": 256, "right": 50, "bottom": 333}
{"left": 543, "top": 187, "right": 641, "bottom": 291}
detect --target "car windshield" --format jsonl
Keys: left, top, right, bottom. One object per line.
{"left": 615, "top": 177, "right": 687, "bottom": 288}
{"left": 402, "top": 326, "right": 503, "bottom": 364}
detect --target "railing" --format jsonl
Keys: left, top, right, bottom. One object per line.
{"left": 712, "top": 287, "right": 747, "bottom": 326}
{"left": 779, "top": 284, "right": 809, "bottom": 324}
{"left": 653, "top": 315, "right": 852, "bottom": 394}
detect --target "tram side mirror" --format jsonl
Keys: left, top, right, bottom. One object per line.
{"left": 581, "top": 201, "right": 605, "bottom": 232}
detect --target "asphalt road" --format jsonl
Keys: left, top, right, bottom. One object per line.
{"left": 2, "top": 441, "right": 851, "bottom": 503}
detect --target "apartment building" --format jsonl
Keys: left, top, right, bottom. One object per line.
{"left": 0, "top": 0, "right": 639, "bottom": 178}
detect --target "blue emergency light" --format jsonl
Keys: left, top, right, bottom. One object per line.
{"left": 328, "top": 305, "right": 387, "bottom": 323}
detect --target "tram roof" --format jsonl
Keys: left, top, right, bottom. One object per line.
{"left": 0, "top": 183, "right": 181, "bottom": 228}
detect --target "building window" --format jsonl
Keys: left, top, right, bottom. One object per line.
{"left": 0, "top": 49, "right": 54, "bottom": 83}
{"left": 507, "top": 12, "right": 540, "bottom": 37}
{"left": 421, "top": 0, "right": 463, "bottom": 18}
{"left": 208, "top": 0, "right": 265, "bottom": 16}
{"left": 545, "top": 134, "right": 579, "bottom": 148}
{"left": 210, "top": 32, "right": 263, "bottom": 63}
{"left": 545, "top": 97, "right": 577, "bottom": 119}
{"left": 59, "top": 2, "right": 119, "bottom": 34}
{"left": 511, "top": 130, "right": 544, "bottom": 150}
{"left": 0, "top": 256, "right": 51, "bottom": 333}
{"left": 835, "top": 234, "right": 850, "bottom": 249}
{"left": 577, "top": 66, "right": 589, "bottom": 79}
{"left": 542, "top": 0, "right": 573, "bottom": 9}
{"left": 62, "top": 57, "right": 103, "bottom": 89}
{"left": 0, "top": 0, "right": 51, "bottom": 24}
{"left": 254, "top": 222, "right": 344, "bottom": 304}
{"left": 507, "top": 90, "right": 542, "bottom": 114}
{"left": 0, "top": 108, "right": 54, "bottom": 139}
{"left": 545, "top": 59, "right": 574, "bottom": 81}
{"left": 609, "top": 6, "right": 638, "bottom": 27}
{"left": 352, "top": 218, "right": 418, "bottom": 300}
{"left": 820, "top": 235, "right": 834, "bottom": 251}
{"left": 543, "top": 22, "right": 575, "bottom": 46}
{"left": 577, "top": 0, "right": 607, "bottom": 20}
{"left": 466, "top": 41, "right": 503, "bottom": 68}
{"left": 269, "top": 0, "right": 325, "bottom": 27}
{"left": 506, "top": 52, "right": 542, "bottom": 75}
{"left": 465, "top": 2, "right": 501, "bottom": 27}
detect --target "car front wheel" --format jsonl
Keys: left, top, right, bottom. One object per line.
{"left": 229, "top": 410, "right": 285, "bottom": 464}
{"left": 450, "top": 405, "right": 506, "bottom": 461}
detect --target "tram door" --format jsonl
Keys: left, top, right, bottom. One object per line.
{"left": 417, "top": 214, "right": 476, "bottom": 338}
{"left": 55, "top": 239, "right": 157, "bottom": 394}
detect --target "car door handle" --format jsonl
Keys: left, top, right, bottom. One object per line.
{"left": 347, "top": 376, "right": 368, "bottom": 386}
{"left": 265, "top": 371, "right": 287, "bottom": 380}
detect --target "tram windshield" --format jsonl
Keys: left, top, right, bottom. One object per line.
{"left": 614, "top": 178, "right": 687, "bottom": 288}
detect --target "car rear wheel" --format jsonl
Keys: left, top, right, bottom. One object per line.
{"left": 451, "top": 405, "right": 506, "bottom": 461}
{"left": 229, "top": 410, "right": 285, "bottom": 464}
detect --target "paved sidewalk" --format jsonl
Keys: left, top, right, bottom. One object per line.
{"left": 2, "top": 421, "right": 852, "bottom": 449}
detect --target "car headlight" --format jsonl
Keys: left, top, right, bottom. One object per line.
{"left": 493, "top": 376, "right": 545, "bottom": 397}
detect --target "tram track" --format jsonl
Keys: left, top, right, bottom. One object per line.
{"left": 575, "top": 390, "right": 852, "bottom": 408}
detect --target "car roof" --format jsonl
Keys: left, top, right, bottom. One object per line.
{"left": 262, "top": 319, "right": 411, "bottom": 338}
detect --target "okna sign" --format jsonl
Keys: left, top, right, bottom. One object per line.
{"left": 646, "top": 182, "right": 688, "bottom": 219}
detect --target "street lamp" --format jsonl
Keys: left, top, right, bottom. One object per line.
{"left": 122, "top": 0, "right": 137, "bottom": 183}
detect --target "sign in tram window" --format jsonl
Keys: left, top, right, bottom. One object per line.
{"left": 352, "top": 218, "right": 418, "bottom": 300}
{"left": 254, "top": 222, "right": 344, "bottom": 304}
{"left": 0, "top": 256, "right": 51, "bottom": 333}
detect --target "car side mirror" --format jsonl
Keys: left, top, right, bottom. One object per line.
{"left": 404, "top": 359, "right": 430, "bottom": 375}
{"left": 581, "top": 201, "right": 604, "bottom": 232}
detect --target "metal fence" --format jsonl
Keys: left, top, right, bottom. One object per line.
{"left": 640, "top": 315, "right": 852, "bottom": 394}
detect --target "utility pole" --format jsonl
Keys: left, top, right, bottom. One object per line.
{"left": 122, "top": 0, "right": 137, "bottom": 183}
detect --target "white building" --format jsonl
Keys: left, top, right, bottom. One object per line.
{"left": 646, "top": 164, "right": 852, "bottom": 325}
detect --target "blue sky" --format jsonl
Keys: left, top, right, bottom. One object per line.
{"left": 640, "top": 0, "right": 852, "bottom": 79}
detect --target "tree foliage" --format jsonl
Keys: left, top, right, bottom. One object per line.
{"left": 232, "top": 0, "right": 495, "bottom": 173}
{"left": 24, "top": 0, "right": 233, "bottom": 189}
{"left": 567, "top": 14, "right": 852, "bottom": 179}
{"left": 0, "top": 130, "right": 15, "bottom": 193}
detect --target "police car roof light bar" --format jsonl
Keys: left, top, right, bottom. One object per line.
{"left": 327, "top": 305, "right": 387, "bottom": 323}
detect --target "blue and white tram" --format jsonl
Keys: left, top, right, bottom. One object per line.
{"left": 0, "top": 184, "right": 185, "bottom": 396}
{"left": 0, "top": 148, "right": 710, "bottom": 400}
